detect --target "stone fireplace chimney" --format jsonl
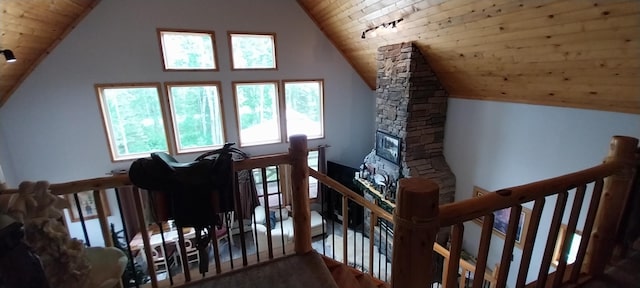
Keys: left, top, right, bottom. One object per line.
{"left": 368, "top": 42, "right": 455, "bottom": 205}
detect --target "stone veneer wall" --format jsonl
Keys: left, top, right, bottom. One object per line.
{"left": 371, "top": 42, "right": 455, "bottom": 205}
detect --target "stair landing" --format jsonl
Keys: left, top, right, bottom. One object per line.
{"left": 180, "top": 251, "right": 338, "bottom": 288}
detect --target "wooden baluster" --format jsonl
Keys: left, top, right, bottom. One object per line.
{"left": 442, "top": 253, "right": 450, "bottom": 288}
{"left": 92, "top": 189, "right": 123, "bottom": 288}
{"left": 261, "top": 168, "right": 274, "bottom": 259}
{"left": 587, "top": 136, "right": 638, "bottom": 276}
{"left": 289, "top": 135, "right": 312, "bottom": 254}
{"left": 536, "top": 191, "right": 569, "bottom": 288}
{"left": 495, "top": 204, "right": 522, "bottom": 288}
{"left": 553, "top": 185, "right": 586, "bottom": 287}
{"left": 516, "top": 198, "right": 545, "bottom": 288}
{"left": 459, "top": 267, "right": 468, "bottom": 288}
{"left": 391, "top": 178, "right": 439, "bottom": 288}
{"left": 211, "top": 224, "right": 222, "bottom": 274}
{"left": 132, "top": 186, "right": 158, "bottom": 288}
{"left": 472, "top": 213, "right": 494, "bottom": 288}
{"left": 92, "top": 189, "right": 113, "bottom": 247}
{"left": 232, "top": 171, "right": 248, "bottom": 267}
{"left": 176, "top": 227, "right": 191, "bottom": 282}
{"left": 369, "top": 212, "right": 376, "bottom": 277}
{"left": 571, "top": 179, "right": 604, "bottom": 282}
{"left": 342, "top": 195, "right": 349, "bottom": 264}
{"left": 447, "top": 224, "right": 464, "bottom": 288}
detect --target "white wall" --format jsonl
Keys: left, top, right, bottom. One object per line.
{"left": 0, "top": 0, "right": 374, "bottom": 246}
{"left": 444, "top": 98, "right": 640, "bottom": 286}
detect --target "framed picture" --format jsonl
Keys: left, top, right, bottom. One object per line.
{"left": 66, "top": 190, "right": 111, "bottom": 222}
{"left": 375, "top": 130, "right": 401, "bottom": 165}
{"left": 472, "top": 186, "right": 531, "bottom": 249}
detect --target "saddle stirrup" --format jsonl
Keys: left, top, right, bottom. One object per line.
{"left": 195, "top": 227, "right": 210, "bottom": 275}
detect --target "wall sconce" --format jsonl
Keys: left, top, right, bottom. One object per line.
{"left": 0, "top": 49, "right": 16, "bottom": 63}
{"left": 361, "top": 18, "right": 403, "bottom": 39}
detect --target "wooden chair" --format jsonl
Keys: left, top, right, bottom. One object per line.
{"left": 143, "top": 241, "right": 176, "bottom": 276}
{"left": 177, "top": 229, "right": 200, "bottom": 272}
{"left": 176, "top": 212, "right": 234, "bottom": 272}
{"left": 214, "top": 211, "right": 235, "bottom": 248}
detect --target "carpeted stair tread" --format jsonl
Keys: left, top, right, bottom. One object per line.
{"left": 322, "top": 255, "right": 388, "bottom": 288}
{"left": 329, "top": 263, "right": 361, "bottom": 288}
{"left": 354, "top": 272, "right": 377, "bottom": 288}
{"left": 182, "top": 251, "right": 338, "bottom": 288}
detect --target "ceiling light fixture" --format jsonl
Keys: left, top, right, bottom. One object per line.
{"left": 0, "top": 49, "right": 16, "bottom": 63}
{"left": 360, "top": 18, "right": 403, "bottom": 39}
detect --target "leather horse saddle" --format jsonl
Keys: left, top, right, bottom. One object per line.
{"left": 128, "top": 143, "right": 247, "bottom": 275}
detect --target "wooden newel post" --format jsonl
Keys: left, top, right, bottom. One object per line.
{"left": 391, "top": 178, "right": 440, "bottom": 288}
{"left": 586, "top": 135, "right": 638, "bottom": 276}
{"left": 289, "top": 134, "right": 312, "bottom": 254}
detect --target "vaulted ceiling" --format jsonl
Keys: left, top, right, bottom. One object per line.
{"left": 0, "top": 0, "right": 99, "bottom": 107}
{"left": 1, "top": 0, "right": 638, "bottom": 113}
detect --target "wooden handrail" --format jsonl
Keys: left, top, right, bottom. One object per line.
{"left": 432, "top": 243, "right": 498, "bottom": 285}
{"left": 438, "top": 161, "right": 623, "bottom": 227}
{"left": 232, "top": 153, "right": 290, "bottom": 171}
{"left": 308, "top": 168, "right": 393, "bottom": 222}
{"left": 0, "top": 153, "right": 292, "bottom": 197}
{"left": 2, "top": 135, "right": 636, "bottom": 288}
{"left": 0, "top": 174, "right": 131, "bottom": 196}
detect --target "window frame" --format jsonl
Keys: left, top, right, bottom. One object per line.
{"left": 228, "top": 31, "right": 278, "bottom": 71}
{"left": 282, "top": 79, "right": 325, "bottom": 141}
{"left": 157, "top": 28, "right": 219, "bottom": 71}
{"left": 232, "top": 81, "right": 283, "bottom": 147}
{"left": 95, "top": 82, "right": 172, "bottom": 162}
{"left": 164, "top": 81, "right": 227, "bottom": 154}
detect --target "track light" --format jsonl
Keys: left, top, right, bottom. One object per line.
{"left": 360, "top": 18, "right": 403, "bottom": 40}
{"left": 0, "top": 49, "right": 16, "bottom": 63}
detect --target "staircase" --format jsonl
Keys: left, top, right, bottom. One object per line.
{"left": 172, "top": 251, "right": 388, "bottom": 288}
{"left": 322, "top": 255, "right": 388, "bottom": 288}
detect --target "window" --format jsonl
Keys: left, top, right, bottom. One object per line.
{"left": 228, "top": 32, "right": 277, "bottom": 70}
{"left": 165, "top": 82, "right": 226, "bottom": 153}
{"left": 96, "top": 83, "right": 169, "bottom": 161}
{"left": 552, "top": 224, "right": 583, "bottom": 266}
{"left": 233, "top": 81, "right": 281, "bottom": 146}
{"left": 158, "top": 29, "right": 218, "bottom": 70}
{"left": 283, "top": 80, "right": 324, "bottom": 139}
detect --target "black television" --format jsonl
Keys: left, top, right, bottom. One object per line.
{"left": 326, "top": 161, "right": 363, "bottom": 228}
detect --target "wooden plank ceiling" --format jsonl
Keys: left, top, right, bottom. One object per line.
{"left": 0, "top": 0, "right": 638, "bottom": 114}
{"left": 298, "top": 0, "right": 640, "bottom": 114}
{"left": 0, "top": 0, "right": 99, "bottom": 107}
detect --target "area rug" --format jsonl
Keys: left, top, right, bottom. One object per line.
{"left": 319, "top": 230, "right": 392, "bottom": 282}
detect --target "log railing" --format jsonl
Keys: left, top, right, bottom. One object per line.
{"left": 308, "top": 135, "right": 638, "bottom": 287}
{"left": 431, "top": 136, "right": 638, "bottom": 288}
{"left": 1, "top": 135, "right": 636, "bottom": 288}
{"left": 0, "top": 136, "right": 312, "bottom": 288}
